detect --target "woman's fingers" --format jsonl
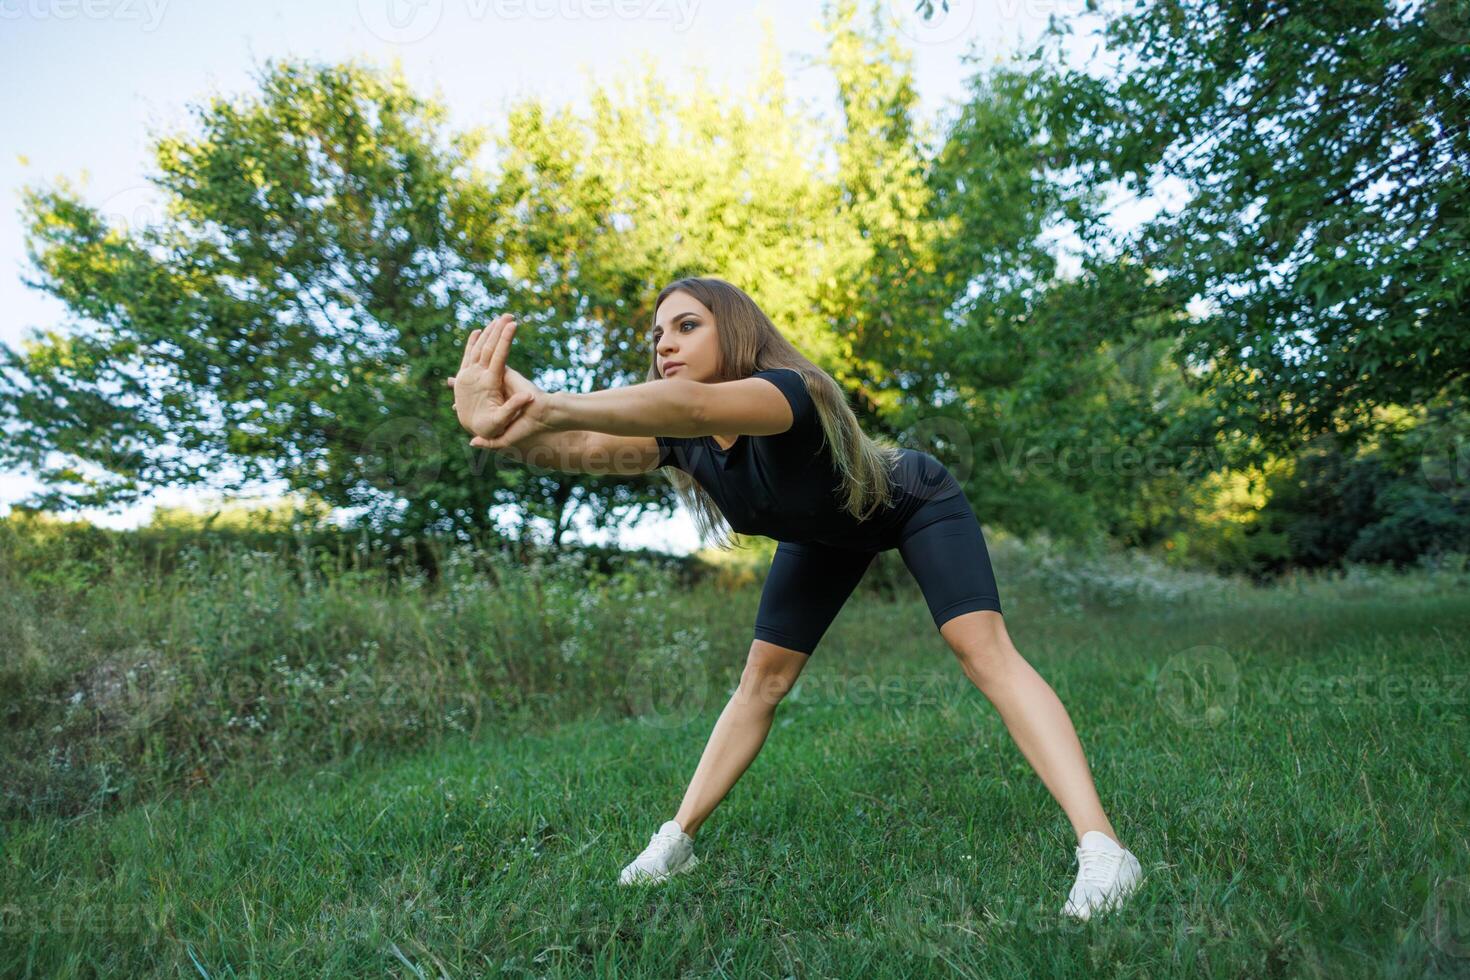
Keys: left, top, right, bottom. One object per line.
{"left": 460, "top": 313, "right": 519, "bottom": 383}
{"left": 458, "top": 329, "right": 481, "bottom": 374}
{"left": 478, "top": 314, "right": 513, "bottom": 370}
{"left": 470, "top": 319, "right": 496, "bottom": 366}
{"left": 488, "top": 318, "right": 517, "bottom": 377}
{"left": 493, "top": 391, "right": 533, "bottom": 430}
{"left": 445, "top": 376, "right": 456, "bottom": 387}
{"left": 475, "top": 393, "right": 526, "bottom": 439}
{"left": 472, "top": 313, "right": 505, "bottom": 367}
{"left": 470, "top": 313, "right": 507, "bottom": 367}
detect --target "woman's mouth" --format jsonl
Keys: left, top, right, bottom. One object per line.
{"left": 664, "top": 362, "right": 684, "bottom": 375}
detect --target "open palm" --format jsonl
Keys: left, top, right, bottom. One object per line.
{"left": 449, "top": 313, "right": 544, "bottom": 442}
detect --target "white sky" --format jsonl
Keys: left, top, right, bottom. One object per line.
{"left": 0, "top": 0, "right": 1097, "bottom": 553}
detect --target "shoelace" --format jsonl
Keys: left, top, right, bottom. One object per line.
{"left": 1074, "top": 846, "right": 1123, "bottom": 891}
{"left": 640, "top": 829, "right": 685, "bottom": 858}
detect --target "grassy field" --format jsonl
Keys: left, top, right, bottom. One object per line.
{"left": 3, "top": 533, "right": 1469, "bottom": 977}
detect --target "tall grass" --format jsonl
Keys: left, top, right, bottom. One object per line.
{"left": 1, "top": 522, "right": 716, "bottom": 821}
{"left": 3, "top": 513, "right": 1466, "bottom": 826}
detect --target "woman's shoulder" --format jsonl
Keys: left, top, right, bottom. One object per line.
{"left": 748, "top": 367, "right": 817, "bottom": 424}
{"left": 744, "top": 367, "right": 828, "bottom": 453}
{"left": 750, "top": 366, "right": 807, "bottom": 384}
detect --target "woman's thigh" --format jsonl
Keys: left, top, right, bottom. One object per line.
{"left": 753, "top": 539, "right": 876, "bottom": 656}
{"left": 896, "top": 491, "right": 1004, "bottom": 630}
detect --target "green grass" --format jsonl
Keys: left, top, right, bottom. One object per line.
{"left": 4, "top": 576, "right": 1468, "bottom": 977}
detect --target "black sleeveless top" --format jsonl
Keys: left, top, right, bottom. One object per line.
{"left": 655, "top": 368, "right": 960, "bottom": 547}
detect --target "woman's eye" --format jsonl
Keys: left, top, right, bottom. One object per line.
{"left": 651, "top": 321, "right": 695, "bottom": 343}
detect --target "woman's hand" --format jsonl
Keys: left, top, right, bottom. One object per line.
{"left": 451, "top": 313, "right": 540, "bottom": 442}
{"left": 448, "top": 371, "right": 554, "bottom": 450}
{"left": 465, "top": 398, "right": 553, "bottom": 451}
{"left": 448, "top": 313, "right": 553, "bottom": 449}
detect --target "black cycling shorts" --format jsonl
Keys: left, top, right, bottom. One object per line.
{"left": 751, "top": 482, "right": 1004, "bottom": 656}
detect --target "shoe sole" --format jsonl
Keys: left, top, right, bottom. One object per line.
{"left": 618, "top": 853, "right": 699, "bottom": 886}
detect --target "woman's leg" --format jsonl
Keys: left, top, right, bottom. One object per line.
{"left": 670, "top": 539, "right": 875, "bottom": 837}
{"left": 896, "top": 493, "right": 1123, "bottom": 848}
{"left": 672, "top": 640, "right": 808, "bottom": 837}
{"left": 938, "top": 609, "right": 1120, "bottom": 846}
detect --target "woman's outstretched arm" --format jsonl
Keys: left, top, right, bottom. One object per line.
{"left": 488, "top": 427, "right": 587, "bottom": 470}
{"left": 449, "top": 313, "right": 792, "bottom": 450}
{"left": 447, "top": 373, "right": 660, "bottom": 474}
{"left": 540, "top": 376, "right": 794, "bottom": 439}
{"left": 470, "top": 374, "right": 795, "bottom": 451}
{"left": 539, "top": 378, "right": 710, "bottom": 438}
{"left": 487, "top": 429, "right": 664, "bottom": 475}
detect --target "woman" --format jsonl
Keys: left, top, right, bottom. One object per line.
{"left": 447, "top": 277, "right": 1142, "bottom": 920}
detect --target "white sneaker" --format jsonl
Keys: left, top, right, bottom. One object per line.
{"left": 1061, "top": 830, "right": 1143, "bottom": 920}
{"left": 617, "top": 819, "right": 700, "bottom": 886}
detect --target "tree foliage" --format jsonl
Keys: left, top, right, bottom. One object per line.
{"left": 3, "top": 60, "right": 515, "bottom": 534}
{"left": 1032, "top": 0, "right": 1469, "bottom": 453}
{"left": 4, "top": 0, "right": 1463, "bottom": 572}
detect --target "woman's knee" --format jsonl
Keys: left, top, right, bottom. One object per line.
{"left": 739, "top": 641, "right": 809, "bottom": 705}
{"left": 939, "top": 610, "right": 1019, "bottom": 682}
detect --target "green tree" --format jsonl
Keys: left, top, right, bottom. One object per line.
{"left": 2, "top": 59, "right": 518, "bottom": 536}
{"left": 872, "top": 29, "right": 1220, "bottom": 543}
{"left": 1031, "top": 0, "right": 1470, "bottom": 455}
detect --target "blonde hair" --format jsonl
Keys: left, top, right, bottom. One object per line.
{"left": 648, "top": 276, "right": 904, "bottom": 551}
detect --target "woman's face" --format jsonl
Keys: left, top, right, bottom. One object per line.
{"left": 652, "top": 291, "right": 720, "bottom": 383}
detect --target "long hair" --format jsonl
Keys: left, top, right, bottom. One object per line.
{"left": 647, "top": 276, "right": 904, "bottom": 551}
